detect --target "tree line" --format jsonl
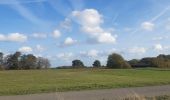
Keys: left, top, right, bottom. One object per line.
{"left": 0, "top": 51, "right": 50, "bottom": 70}
{"left": 63, "top": 53, "right": 170, "bottom": 69}
{"left": 129, "top": 54, "right": 170, "bottom": 68}
{"left": 1, "top": 51, "right": 170, "bottom": 70}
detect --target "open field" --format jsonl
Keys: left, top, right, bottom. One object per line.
{"left": 0, "top": 68, "right": 170, "bottom": 95}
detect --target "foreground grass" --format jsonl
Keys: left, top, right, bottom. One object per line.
{"left": 123, "top": 95, "right": 170, "bottom": 100}
{"left": 0, "top": 68, "right": 170, "bottom": 95}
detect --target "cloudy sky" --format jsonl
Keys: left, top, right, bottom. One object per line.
{"left": 0, "top": 0, "right": 170, "bottom": 66}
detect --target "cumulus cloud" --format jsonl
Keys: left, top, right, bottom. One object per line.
{"left": 64, "top": 37, "right": 77, "bottom": 46}
{"left": 72, "top": 9, "right": 103, "bottom": 27}
{"left": 72, "top": 9, "right": 116, "bottom": 44}
{"left": 19, "top": 46, "right": 33, "bottom": 53}
{"left": 32, "top": 33, "right": 47, "bottom": 39}
{"left": 0, "top": 33, "right": 27, "bottom": 42}
{"left": 129, "top": 47, "right": 147, "bottom": 54}
{"left": 154, "top": 44, "right": 163, "bottom": 51}
{"left": 59, "top": 37, "right": 77, "bottom": 47}
{"left": 53, "top": 29, "right": 61, "bottom": 38}
{"left": 141, "top": 21, "right": 155, "bottom": 31}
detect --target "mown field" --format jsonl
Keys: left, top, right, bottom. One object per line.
{"left": 0, "top": 68, "right": 170, "bottom": 95}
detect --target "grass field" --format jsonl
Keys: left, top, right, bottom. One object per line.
{"left": 0, "top": 68, "right": 170, "bottom": 95}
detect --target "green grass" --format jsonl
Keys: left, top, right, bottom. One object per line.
{"left": 0, "top": 68, "right": 170, "bottom": 95}
{"left": 123, "top": 95, "right": 170, "bottom": 100}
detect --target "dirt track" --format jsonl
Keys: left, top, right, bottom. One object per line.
{"left": 0, "top": 85, "right": 170, "bottom": 100}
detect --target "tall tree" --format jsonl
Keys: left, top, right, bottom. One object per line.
{"left": 106, "top": 53, "right": 131, "bottom": 69}
{"left": 20, "top": 54, "right": 37, "bottom": 69}
{"left": 93, "top": 60, "right": 101, "bottom": 68}
{"left": 72, "top": 60, "right": 84, "bottom": 68}
{"left": 7, "top": 52, "right": 21, "bottom": 70}
{"left": 0, "top": 52, "right": 3, "bottom": 69}
{"left": 37, "top": 57, "right": 51, "bottom": 69}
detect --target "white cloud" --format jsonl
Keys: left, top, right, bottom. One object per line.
{"left": 63, "top": 37, "right": 77, "bottom": 46}
{"left": 53, "top": 29, "right": 61, "bottom": 38}
{"left": 8, "top": 33, "right": 27, "bottom": 42}
{"left": 72, "top": 9, "right": 103, "bottom": 27}
{"left": 141, "top": 21, "right": 155, "bottom": 31}
{"left": 0, "top": 33, "right": 27, "bottom": 42}
{"left": 98, "top": 33, "right": 116, "bottom": 44}
{"left": 154, "top": 44, "right": 163, "bottom": 51}
{"left": 59, "top": 37, "right": 77, "bottom": 47}
{"left": 0, "top": 34, "right": 6, "bottom": 41}
{"left": 81, "top": 26, "right": 103, "bottom": 36}
{"left": 32, "top": 33, "right": 47, "bottom": 39}
{"left": 72, "top": 9, "right": 116, "bottom": 44}
{"left": 129, "top": 47, "right": 146, "bottom": 54}
{"left": 19, "top": 46, "right": 33, "bottom": 53}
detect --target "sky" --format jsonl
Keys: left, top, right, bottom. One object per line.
{"left": 0, "top": 0, "right": 170, "bottom": 67}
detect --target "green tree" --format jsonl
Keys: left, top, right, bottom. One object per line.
{"left": 128, "top": 59, "right": 140, "bottom": 67}
{"left": 106, "top": 53, "right": 131, "bottom": 69}
{"left": 7, "top": 52, "right": 21, "bottom": 70}
{"left": 20, "top": 54, "right": 37, "bottom": 69}
{"left": 0, "top": 52, "right": 3, "bottom": 69}
{"left": 93, "top": 60, "right": 101, "bottom": 68}
{"left": 37, "top": 57, "right": 51, "bottom": 69}
{"left": 72, "top": 60, "right": 85, "bottom": 68}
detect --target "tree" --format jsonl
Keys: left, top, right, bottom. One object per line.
{"left": 6, "top": 52, "right": 21, "bottom": 70}
{"left": 20, "top": 54, "right": 37, "bottom": 69}
{"left": 37, "top": 57, "right": 51, "bottom": 69}
{"left": 106, "top": 53, "right": 131, "bottom": 69}
{"left": 128, "top": 59, "right": 140, "bottom": 68}
{"left": 0, "top": 52, "right": 3, "bottom": 69}
{"left": 93, "top": 60, "right": 101, "bottom": 68}
{"left": 0, "top": 51, "right": 50, "bottom": 70}
{"left": 72, "top": 60, "right": 84, "bottom": 68}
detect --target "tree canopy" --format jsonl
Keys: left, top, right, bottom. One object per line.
{"left": 0, "top": 51, "right": 50, "bottom": 70}
{"left": 106, "top": 53, "right": 131, "bottom": 69}
{"left": 93, "top": 60, "right": 101, "bottom": 68}
{"left": 72, "top": 60, "right": 84, "bottom": 68}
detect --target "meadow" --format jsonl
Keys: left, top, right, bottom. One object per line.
{"left": 0, "top": 68, "right": 170, "bottom": 95}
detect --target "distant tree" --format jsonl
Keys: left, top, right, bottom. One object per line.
{"left": 106, "top": 53, "right": 131, "bottom": 69}
{"left": 72, "top": 60, "right": 84, "bottom": 68}
{"left": 20, "top": 54, "right": 37, "bottom": 69}
{"left": 128, "top": 59, "right": 140, "bottom": 68}
{"left": 37, "top": 57, "right": 51, "bottom": 69}
{"left": 0, "top": 51, "right": 50, "bottom": 70}
{"left": 93, "top": 60, "right": 101, "bottom": 68}
{"left": 0, "top": 52, "right": 3, "bottom": 69}
{"left": 6, "top": 52, "right": 21, "bottom": 70}
{"left": 137, "top": 57, "right": 155, "bottom": 68}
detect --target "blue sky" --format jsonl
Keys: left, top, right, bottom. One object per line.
{"left": 1, "top": 0, "right": 170, "bottom": 67}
